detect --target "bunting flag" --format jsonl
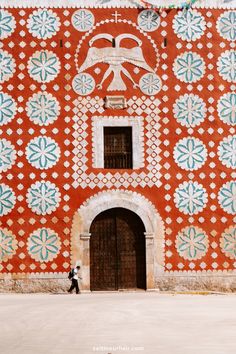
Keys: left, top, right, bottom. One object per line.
{"left": 141, "top": 0, "right": 199, "bottom": 9}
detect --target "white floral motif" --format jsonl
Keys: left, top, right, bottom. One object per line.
{"left": 0, "top": 183, "right": 16, "bottom": 216}
{"left": 173, "top": 94, "right": 206, "bottom": 127}
{"left": 138, "top": 10, "right": 160, "bottom": 32}
{"left": 27, "top": 228, "right": 61, "bottom": 263}
{"left": 218, "top": 181, "right": 236, "bottom": 215}
{"left": 176, "top": 226, "right": 209, "bottom": 261}
{"left": 27, "top": 9, "right": 60, "bottom": 39}
{"left": 72, "top": 73, "right": 95, "bottom": 95}
{"left": 26, "top": 136, "right": 60, "bottom": 170}
{"left": 173, "top": 9, "right": 206, "bottom": 42}
{"left": 217, "top": 11, "right": 236, "bottom": 42}
{"left": 217, "top": 92, "right": 236, "bottom": 126}
{"left": 173, "top": 52, "right": 205, "bottom": 83}
{"left": 174, "top": 137, "right": 207, "bottom": 171}
{"left": 72, "top": 9, "right": 94, "bottom": 32}
{"left": 28, "top": 50, "right": 60, "bottom": 83}
{"left": 220, "top": 226, "right": 236, "bottom": 260}
{"left": 0, "top": 228, "right": 18, "bottom": 262}
{"left": 174, "top": 181, "right": 208, "bottom": 215}
{"left": 26, "top": 92, "right": 60, "bottom": 126}
{"left": 139, "top": 73, "right": 162, "bottom": 95}
{"left": 27, "top": 181, "right": 61, "bottom": 215}
{"left": 0, "top": 49, "right": 16, "bottom": 83}
{"left": 217, "top": 50, "right": 236, "bottom": 83}
{"left": 0, "top": 92, "right": 17, "bottom": 126}
{"left": 0, "top": 139, "right": 16, "bottom": 172}
{"left": 0, "top": 9, "right": 16, "bottom": 40}
{"left": 218, "top": 135, "right": 236, "bottom": 169}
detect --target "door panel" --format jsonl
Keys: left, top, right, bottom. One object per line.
{"left": 90, "top": 208, "right": 146, "bottom": 291}
{"left": 90, "top": 210, "right": 117, "bottom": 290}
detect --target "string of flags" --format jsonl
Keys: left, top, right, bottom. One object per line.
{"left": 140, "top": 0, "right": 199, "bottom": 9}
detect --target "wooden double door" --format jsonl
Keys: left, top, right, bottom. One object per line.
{"left": 90, "top": 208, "right": 146, "bottom": 291}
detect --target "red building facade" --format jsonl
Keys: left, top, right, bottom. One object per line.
{"left": 0, "top": 0, "right": 235, "bottom": 291}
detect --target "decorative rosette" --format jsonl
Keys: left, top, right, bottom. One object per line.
{"left": 28, "top": 50, "right": 61, "bottom": 83}
{"left": 27, "top": 9, "right": 61, "bottom": 39}
{"left": 173, "top": 52, "right": 205, "bottom": 83}
{"left": 174, "top": 181, "right": 208, "bottom": 215}
{"left": 176, "top": 226, "right": 209, "bottom": 260}
{"left": 26, "top": 136, "right": 61, "bottom": 170}
{"left": 174, "top": 137, "right": 207, "bottom": 171}
{"left": 27, "top": 181, "right": 61, "bottom": 215}
{"left": 0, "top": 228, "right": 18, "bottom": 262}
{"left": 27, "top": 228, "right": 61, "bottom": 262}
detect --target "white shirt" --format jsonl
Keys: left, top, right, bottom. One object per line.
{"left": 73, "top": 268, "right": 80, "bottom": 280}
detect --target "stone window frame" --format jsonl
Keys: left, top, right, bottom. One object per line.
{"left": 92, "top": 116, "right": 144, "bottom": 169}
{"left": 72, "top": 95, "right": 162, "bottom": 189}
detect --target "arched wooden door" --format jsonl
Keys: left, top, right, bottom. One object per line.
{"left": 90, "top": 208, "right": 146, "bottom": 291}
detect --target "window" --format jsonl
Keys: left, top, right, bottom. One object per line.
{"left": 104, "top": 127, "right": 133, "bottom": 169}
{"left": 92, "top": 116, "right": 144, "bottom": 170}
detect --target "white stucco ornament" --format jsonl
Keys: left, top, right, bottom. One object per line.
{"left": 77, "top": 33, "right": 156, "bottom": 91}
{"left": 138, "top": 10, "right": 160, "bottom": 32}
{"left": 72, "top": 9, "right": 95, "bottom": 32}
{"left": 139, "top": 73, "right": 162, "bottom": 95}
{"left": 72, "top": 73, "right": 95, "bottom": 95}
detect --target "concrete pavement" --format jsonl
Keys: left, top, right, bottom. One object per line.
{"left": 0, "top": 292, "right": 235, "bottom": 354}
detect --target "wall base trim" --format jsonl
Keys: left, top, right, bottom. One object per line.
{"left": 1, "top": 275, "right": 236, "bottom": 293}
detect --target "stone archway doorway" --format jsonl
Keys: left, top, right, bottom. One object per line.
{"left": 90, "top": 208, "right": 146, "bottom": 291}
{"left": 71, "top": 190, "right": 165, "bottom": 291}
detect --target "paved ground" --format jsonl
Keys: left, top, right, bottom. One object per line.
{"left": 0, "top": 292, "right": 235, "bottom": 354}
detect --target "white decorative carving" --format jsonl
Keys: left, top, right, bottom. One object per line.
{"left": 78, "top": 33, "right": 155, "bottom": 91}
{"left": 75, "top": 19, "right": 160, "bottom": 74}
{"left": 72, "top": 95, "right": 162, "bottom": 189}
{"left": 105, "top": 96, "right": 127, "bottom": 109}
{"left": 0, "top": 1, "right": 234, "bottom": 9}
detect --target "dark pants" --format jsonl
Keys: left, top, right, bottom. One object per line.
{"left": 68, "top": 279, "right": 80, "bottom": 294}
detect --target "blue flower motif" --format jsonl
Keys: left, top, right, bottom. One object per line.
{"left": 174, "top": 181, "right": 208, "bottom": 215}
{"left": 138, "top": 10, "right": 160, "bottom": 32}
{"left": 26, "top": 92, "right": 60, "bottom": 126}
{"left": 217, "top": 50, "right": 236, "bottom": 83}
{"left": 0, "top": 92, "right": 17, "bottom": 126}
{"left": 26, "top": 136, "right": 60, "bottom": 170}
{"left": 72, "top": 9, "right": 94, "bottom": 32}
{"left": 0, "top": 49, "right": 16, "bottom": 83}
{"left": 220, "top": 226, "right": 236, "bottom": 260}
{"left": 28, "top": 228, "right": 61, "bottom": 262}
{"left": 174, "top": 137, "right": 207, "bottom": 171}
{"left": 173, "top": 93, "right": 206, "bottom": 127}
{"left": 28, "top": 50, "right": 60, "bottom": 83}
{"left": 218, "top": 135, "right": 236, "bottom": 169}
{"left": 139, "top": 73, "right": 162, "bottom": 95}
{"left": 27, "top": 181, "right": 61, "bottom": 215}
{"left": 0, "top": 228, "right": 17, "bottom": 262}
{"left": 218, "top": 181, "right": 236, "bottom": 215}
{"left": 173, "top": 52, "right": 205, "bottom": 83}
{"left": 0, "top": 183, "right": 16, "bottom": 216}
{"left": 27, "top": 9, "right": 60, "bottom": 39}
{"left": 173, "top": 9, "right": 206, "bottom": 41}
{"left": 0, "top": 9, "right": 16, "bottom": 40}
{"left": 72, "top": 73, "right": 95, "bottom": 95}
{"left": 217, "top": 92, "right": 236, "bottom": 126}
{"left": 176, "top": 226, "right": 209, "bottom": 260}
{"left": 217, "top": 11, "right": 236, "bottom": 41}
{"left": 0, "top": 139, "right": 16, "bottom": 172}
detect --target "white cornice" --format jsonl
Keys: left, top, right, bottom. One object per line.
{"left": 0, "top": 0, "right": 235, "bottom": 9}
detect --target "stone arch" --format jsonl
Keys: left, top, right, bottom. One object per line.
{"left": 71, "top": 190, "right": 165, "bottom": 290}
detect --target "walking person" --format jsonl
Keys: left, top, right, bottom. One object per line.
{"left": 68, "top": 265, "right": 82, "bottom": 294}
